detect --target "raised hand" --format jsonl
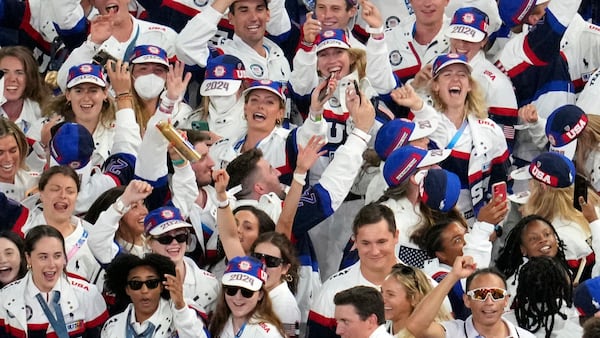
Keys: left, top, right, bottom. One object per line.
{"left": 303, "top": 12, "right": 322, "bottom": 45}
{"left": 391, "top": 83, "right": 423, "bottom": 111}
{"left": 450, "top": 256, "right": 477, "bottom": 280}
{"left": 310, "top": 74, "right": 338, "bottom": 112}
{"left": 346, "top": 84, "right": 375, "bottom": 133}
{"left": 411, "top": 64, "right": 433, "bottom": 90}
{"left": 477, "top": 195, "right": 509, "bottom": 225}
{"left": 518, "top": 103, "right": 538, "bottom": 124}
{"left": 120, "top": 179, "right": 153, "bottom": 206}
{"left": 89, "top": 15, "right": 112, "bottom": 45}
{"left": 359, "top": 0, "right": 383, "bottom": 30}
{"left": 106, "top": 59, "right": 131, "bottom": 95}
{"left": 212, "top": 169, "right": 230, "bottom": 195}
{"left": 164, "top": 267, "right": 185, "bottom": 310}
{"left": 296, "top": 135, "right": 327, "bottom": 173}
{"left": 166, "top": 61, "right": 192, "bottom": 101}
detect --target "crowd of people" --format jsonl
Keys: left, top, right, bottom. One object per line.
{"left": 1, "top": 0, "right": 600, "bottom": 337}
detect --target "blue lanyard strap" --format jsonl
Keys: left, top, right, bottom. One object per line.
{"left": 126, "top": 308, "right": 156, "bottom": 338}
{"left": 35, "top": 291, "right": 69, "bottom": 338}
{"left": 447, "top": 120, "right": 468, "bottom": 150}
{"left": 235, "top": 321, "right": 248, "bottom": 338}
{"left": 123, "top": 26, "right": 141, "bottom": 62}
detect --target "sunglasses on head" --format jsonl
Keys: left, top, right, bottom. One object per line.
{"left": 153, "top": 233, "right": 189, "bottom": 245}
{"left": 391, "top": 263, "right": 419, "bottom": 290}
{"left": 127, "top": 278, "right": 162, "bottom": 290}
{"left": 252, "top": 252, "right": 284, "bottom": 268}
{"left": 467, "top": 288, "right": 507, "bottom": 302}
{"left": 224, "top": 285, "right": 256, "bottom": 298}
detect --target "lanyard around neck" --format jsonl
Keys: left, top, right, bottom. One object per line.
{"left": 35, "top": 291, "right": 69, "bottom": 338}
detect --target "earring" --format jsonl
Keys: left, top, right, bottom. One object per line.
{"left": 66, "top": 101, "right": 72, "bottom": 107}
{"left": 285, "top": 273, "right": 293, "bottom": 282}
{"left": 275, "top": 118, "right": 282, "bottom": 126}
{"left": 27, "top": 264, "right": 31, "bottom": 270}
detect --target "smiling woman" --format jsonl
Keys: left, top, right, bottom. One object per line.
{"left": 0, "top": 225, "right": 109, "bottom": 337}
{"left": 44, "top": 63, "right": 116, "bottom": 167}
{"left": 0, "top": 46, "right": 50, "bottom": 141}
{"left": 0, "top": 231, "right": 27, "bottom": 288}
{"left": 0, "top": 118, "right": 39, "bottom": 201}
{"left": 210, "top": 256, "right": 286, "bottom": 338}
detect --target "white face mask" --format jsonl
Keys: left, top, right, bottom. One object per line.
{"left": 209, "top": 95, "right": 242, "bottom": 113}
{"left": 134, "top": 74, "right": 165, "bottom": 100}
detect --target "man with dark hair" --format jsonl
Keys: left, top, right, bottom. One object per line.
{"left": 308, "top": 203, "right": 400, "bottom": 338}
{"left": 176, "top": 0, "right": 291, "bottom": 83}
{"left": 226, "top": 148, "right": 285, "bottom": 201}
{"left": 333, "top": 286, "right": 392, "bottom": 338}
{"left": 406, "top": 256, "right": 534, "bottom": 338}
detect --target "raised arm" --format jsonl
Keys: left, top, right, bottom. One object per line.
{"left": 214, "top": 169, "right": 246, "bottom": 260}
{"left": 276, "top": 135, "right": 326, "bottom": 238}
{"left": 407, "top": 256, "right": 476, "bottom": 338}
{"left": 87, "top": 180, "right": 153, "bottom": 264}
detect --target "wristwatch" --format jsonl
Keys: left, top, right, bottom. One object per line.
{"left": 113, "top": 197, "right": 131, "bottom": 215}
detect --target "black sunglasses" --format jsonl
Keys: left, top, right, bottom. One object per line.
{"left": 252, "top": 252, "right": 284, "bottom": 268}
{"left": 127, "top": 278, "right": 162, "bottom": 290}
{"left": 224, "top": 285, "right": 256, "bottom": 298}
{"left": 153, "top": 233, "right": 189, "bottom": 245}
{"left": 391, "top": 263, "right": 419, "bottom": 290}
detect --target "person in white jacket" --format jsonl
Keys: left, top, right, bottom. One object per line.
{"left": 176, "top": 0, "right": 291, "bottom": 82}
{"left": 0, "top": 225, "right": 109, "bottom": 337}
{"left": 102, "top": 253, "right": 208, "bottom": 338}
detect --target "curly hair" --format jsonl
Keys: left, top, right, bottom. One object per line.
{"left": 251, "top": 231, "right": 300, "bottom": 294}
{"left": 104, "top": 253, "right": 175, "bottom": 313}
{"left": 495, "top": 215, "right": 568, "bottom": 280}
{"left": 209, "top": 285, "right": 285, "bottom": 338}
{"left": 514, "top": 256, "right": 573, "bottom": 338}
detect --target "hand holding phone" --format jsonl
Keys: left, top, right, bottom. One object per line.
{"left": 353, "top": 80, "right": 362, "bottom": 105}
{"left": 574, "top": 174, "right": 588, "bottom": 211}
{"left": 492, "top": 182, "right": 507, "bottom": 203}
{"left": 318, "top": 72, "right": 335, "bottom": 103}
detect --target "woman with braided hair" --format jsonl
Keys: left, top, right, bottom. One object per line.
{"left": 495, "top": 215, "right": 571, "bottom": 308}
{"left": 504, "top": 256, "right": 582, "bottom": 338}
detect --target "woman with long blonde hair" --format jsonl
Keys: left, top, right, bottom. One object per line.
{"left": 392, "top": 53, "right": 510, "bottom": 226}
{"left": 382, "top": 263, "right": 452, "bottom": 338}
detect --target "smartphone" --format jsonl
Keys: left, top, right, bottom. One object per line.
{"left": 92, "top": 50, "right": 119, "bottom": 72}
{"left": 191, "top": 120, "right": 210, "bottom": 131}
{"left": 318, "top": 72, "right": 335, "bottom": 102}
{"left": 353, "top": 80, "right": 362, "bottom": 104}
{"left": 574, "top": 173, "right": 588, "bottom": 211}
{"left": 492, "top": 181, "right": 507, "bottom": 203}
